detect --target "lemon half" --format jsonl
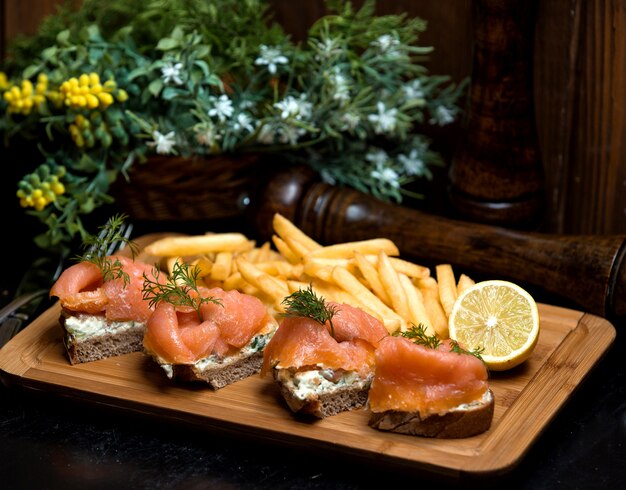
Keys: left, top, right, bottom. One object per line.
{"left": 448, "top": 280, "right": 540, "bottom": 371}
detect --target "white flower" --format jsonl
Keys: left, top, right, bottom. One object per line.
{"left": 315, "top": 37, "right": 343, "bottom": 60}
{"left": 368, "top": 102, "right": 398, "bottom": 134}
{"left": 277, "top": 125, "right": 302, "bottom": 145}
{"left": 255, "top": 45, "right": 288, "bottom": 74}
{"left": 371, "top": 34, "right": 400, "bottom": 54}
{"left": 274, "top": 94, "right": 312, "bottom": 121}
{"left": 328, "top": 68, "right": 350, "bottom": 104}
{"left": 161, "top": 61, "right": 183, "bottom": 85}
{"left": 340, "top": 112, "right": 360, "bottom": 131}
{"left": 370, "top": 166, "right": 400, "bottom": 189}
{"left": 148, "top": 130, "right": 176, "bottom": 154}
{"left": 402, "top": 79, "right": 424, "bottom": 101}
{"left": 257, "top": 124, "right": 276, "bottom": 144}
{"left": 208, "top": 94, "right": 234, "bottom": 123}
{"left": 430, "top": 105, "right": 455, "bottom": 126}
{"left": 232, "top": 112, "right": 255, "bottom": 133}
{"left": 365, "top": 149, "right": 390, "bottom": 168}
{"left": 398, "top": 149, "right": 425, "bottom": 176}
{"left": 196, "top": 126, "right": 221, "bottom": 147}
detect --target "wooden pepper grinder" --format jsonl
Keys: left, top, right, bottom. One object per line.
{"left": 448, "top": 0, "right": 545, "bottom": 229}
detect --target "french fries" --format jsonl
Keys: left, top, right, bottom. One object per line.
{"left": 145, "top": 233, "right": 253, "bottom": 256}
{"left": 148, "top": 213, "right": 474, "bottom": 340}
{"left": 436, "top": 264, "right": 458, "bottom": 318}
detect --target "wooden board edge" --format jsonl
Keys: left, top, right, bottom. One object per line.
{"left": 463, "top": 312, "right": 616, "bottom": 475}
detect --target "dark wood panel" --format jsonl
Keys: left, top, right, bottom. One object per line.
{"left": 535, "top": 0, "right": 626, "bottom": 234}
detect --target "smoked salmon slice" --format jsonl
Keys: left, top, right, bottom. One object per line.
{"left": 368, "top": 335, "right": 490, "bottom": 416}
{"left": 50, "top": 255, "right": 156, "bottom": 322}
{"left": 261, "top": 302, "right": 389, "bottom": 377}
{"left": 143, "top": 287, "right": 274, "bottom": 365}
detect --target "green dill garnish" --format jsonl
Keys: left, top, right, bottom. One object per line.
{"left": 281, "top": 285, "right": 337, "bottom": 338}
{"left": 395, "top": 323, "right": 441, "bottom": 349}
{"left": 142, "top": 261, "right": 222, "bottom": 321}
{"left": 397, "top": 323, "right": 485, "bottom": 361}
{"left": 77, "top": 213, "right": 137, "bottom": 286}
{"left": 449, "top": 339, "right": 485, "bottom": 361}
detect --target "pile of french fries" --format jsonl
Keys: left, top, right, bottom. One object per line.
{"left": 143, "top": 213, "right": 475, "bottom": 338}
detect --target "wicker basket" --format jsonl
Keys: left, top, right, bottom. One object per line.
{"left": 111, "top": 153, "right": 270, "bottom": 222}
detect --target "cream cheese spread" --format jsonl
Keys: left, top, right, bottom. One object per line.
{"left": 65, "top": 314, "right": 144, "bottom": 339}
{"left": 276, "top": 368, "right": 372, "bottom": 401}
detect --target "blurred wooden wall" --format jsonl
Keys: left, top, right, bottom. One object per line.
{"left": 2, "top": 0, "right": 625, "bottom": 235}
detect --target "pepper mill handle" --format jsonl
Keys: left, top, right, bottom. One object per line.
{"left": 250, "top": 167, "right": 626, "bottom": 320}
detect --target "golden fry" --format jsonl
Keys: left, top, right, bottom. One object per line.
{"left": 145, "top": 233, "right": 254, "bottom": 256}
{"left": 189, "top": 256, "right": 213, "bottom": 278}
{"left": 236, "top": 257, "right": 289, "bottom": 303}
{"left": 331, "top": 266, "right": 404, "bottom": 333}
{"left": 436, "top": 264, "right": 458, "bottom": 318}
{"left": 457, "top": 273, "right": 476, "bottom": 295}
{"left": 354, "top": 253, "right": 390, "bottom": 306}
{"left": 271, "top": 235, "right": 300, "bottom": 264}
{"left": 416, "top": 277, "right": 449, "bottom": 338}
{"left": 303, "top": 261, "right": 334, "bottom": 283}
{"left": 377, "top": 251, "right": 410, "bottom": 320}
{"left": 255, "top": 261, "right": 300, "bottom": 278}
{"left": 282, "top": 235, "right": 311, "bottom": 263}
{"left": 399, "top": 273, "right": 435, "bottom": 336}
{"left": 211, "top": 251, "right": 233, "bottom": 281}
{"left": 272, "top": 213, "right": 321, "bottom": 252}
{"left": 307, "top": 238, "right": 399, "bottom": 259}
{"left": 363, "top": 255, "right": 430, "bottom": 279}
{"left": 166, "top": 256, "right": 183, "bottom": 276}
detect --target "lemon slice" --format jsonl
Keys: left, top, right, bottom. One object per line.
{"left": 448, "top": 280, "right": 540, "bottom": 371}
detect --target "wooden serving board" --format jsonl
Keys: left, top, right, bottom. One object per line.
{"left": 0, "top": 297, "right": 615, "bottom": 479}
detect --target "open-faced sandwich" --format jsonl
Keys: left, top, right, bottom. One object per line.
{"left": 49, "top": 216, "right": 157, "bottom": 365}
{"left": 142, "top": 261, "right": 278, "bottom": 389}
{"left": 261, "top": 286, "right": 389, "bottom": 418}
{"left": 367, "top": 325, "right": 494, "bottom": 438}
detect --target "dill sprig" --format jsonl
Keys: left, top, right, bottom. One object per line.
{"left": 395, "top": 323, "right": 441, "bottom": 349}
{"left": 77, "top": 213, "right": 136, "bottom": 286}
{"left": 281, "top": 285, "right": 337, "bottom": 338}
{"left": 449, "top": 339, "right": 485, "bottom": 361}
{"left": 142, "top": 261, "right": 222, "bottom": 321}
{"left": 396, "top": 323, "right": 485, "bottom": 361}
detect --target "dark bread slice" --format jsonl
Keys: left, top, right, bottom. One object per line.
{"left": 60, "top": 313, "right": 145, "bottom": 365}
{"left": 272, "top": 368, "right": 370, "bottom": 418}
{"left": 166, "top": 351, "right": 264, "bottom": 390}
{"left": 368, "top": 389, "right": 495, "bottom": 438}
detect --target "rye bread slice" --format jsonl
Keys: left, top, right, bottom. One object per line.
{"left": 368, "top": 389, "right": 495, "bottom": 438}
{"left": 60, "top": 314, "right": 145, "bottom": 365}
{"left": 272, "top": 368, "right": 370, "bottom": 418}
{"left": 165, "top": 351, "right": 264, "bottom": 390}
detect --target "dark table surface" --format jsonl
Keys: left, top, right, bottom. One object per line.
{"left": 1, "top": 223, "right": 625, "bottom": 490}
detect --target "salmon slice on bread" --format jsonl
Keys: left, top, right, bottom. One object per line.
{"left": 367, "top": 333, "right": 494, "bottom": 438}
{"left": 143, "top": 287, "right": 278, "bottom": 389}
{"left": 50, "top": 255, "right": 157, "bottom": 365}
{"left": 261, "top": 298, "right": 389, "bottom": 418}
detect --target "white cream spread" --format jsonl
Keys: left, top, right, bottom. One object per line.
{"left": 450, "top": 388, "right": 493, "bottom": 412}
{"left": 158, "top": 323, "right": 277, "bottom": 379}
{"left": 64, "top": 314, "right": 144, "bottom": 339}
{"left": 276, "top": 368, "right": 372, "bottom": 401}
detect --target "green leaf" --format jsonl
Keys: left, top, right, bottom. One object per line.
{"left": 156, "top": 37, "right": 179, "bottom": 51}
{"left": 161, "top": 87, "right": 180, "bottom": 101}
{"left": 148, "top": 78, "right": 164, "bottom": 97}
{"left": 56, "top": 29, "right": 70, "bottom": 45}
{"left": 22, "top": 64, "right": 40, "bottom": 80}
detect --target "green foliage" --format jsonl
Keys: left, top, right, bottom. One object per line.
{"left": 0, "top": 0, "right": 467, "bottom": 254}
